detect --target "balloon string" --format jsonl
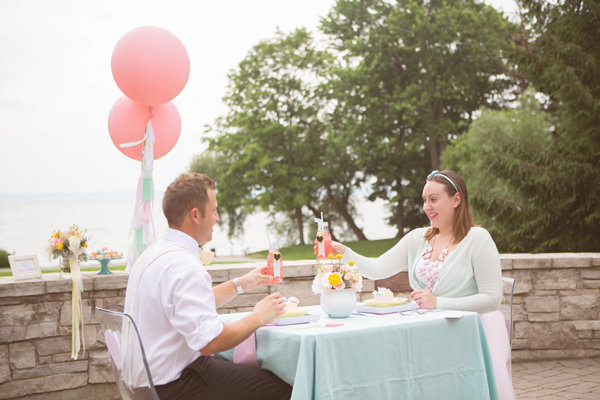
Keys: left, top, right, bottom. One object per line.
{"left": 120, "top": 136, "right": 146, "bottom": 148}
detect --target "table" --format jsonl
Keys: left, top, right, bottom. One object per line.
{"left": 220, "top": 306, "right": 499, "bottom": 400}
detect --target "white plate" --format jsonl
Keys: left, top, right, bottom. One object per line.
{"left": 355, "top": 301, "right": 418, "bottom": 314}
{"left": 273, "top": 313, "right": 321, "bottom": 326}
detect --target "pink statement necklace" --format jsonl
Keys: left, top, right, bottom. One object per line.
{"left": 416, "top": 236, "right": 452, "bottom": 292}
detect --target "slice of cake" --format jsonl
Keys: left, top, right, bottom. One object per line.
{"left": 283, "top": 296, "right": 299, "bottom": 313}
{"left": 372, "top": 287, "right": 394, "bottom": 303}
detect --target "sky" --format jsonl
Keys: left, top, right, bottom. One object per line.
{"left": 0, "top": 0, "right": 520, "bottom": 195}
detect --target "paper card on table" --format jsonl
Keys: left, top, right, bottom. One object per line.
{"left": 444, "top": 311, "right": 465, "bottom": 319}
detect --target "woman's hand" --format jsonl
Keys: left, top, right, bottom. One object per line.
{"left": 331, "top": 241, "right": 347, "bottom": 256}
{"left": 238, "top": 266, "right": 273, "bottom": 290}
{"left": 409, "top": 290, "right": 437, "bottom": 309}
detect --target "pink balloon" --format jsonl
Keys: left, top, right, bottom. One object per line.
{"left": 108, "top": 96, "right": 181, "bottom": 161}
{"left": 111, "top": 26, "right": 190, "bottom": 106}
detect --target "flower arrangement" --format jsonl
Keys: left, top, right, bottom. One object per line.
{"left": 312, "top": 253, "right": 363, "bottom": 294}
{"left": 47, "top": 224, "right": 90, "bottom": 263}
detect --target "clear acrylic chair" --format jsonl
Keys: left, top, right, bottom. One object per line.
{"left": 96, "top": 307, "right": 160, "bottom": 400}
{"left": 500, "top": 277, "right": 515, "bottom": 347}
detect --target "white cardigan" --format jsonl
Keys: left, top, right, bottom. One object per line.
{"left": 342, "top": 226, "right": 503, "bottom": 313}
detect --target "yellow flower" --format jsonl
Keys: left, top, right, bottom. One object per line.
{"left": 327, "top": 253, "right": 334, "bottom": 259}
{"left": 348, "top": 260, "right": 354, "bottom": 266}
{"left": 56, "top": 242, "right": 63, "bottom": 251}
{"left": 52, "top": 231, "right": 60, "bottom": 239}
{"left": 336, "top": 254, "right": 342, "bottom": 260}
{"left": 328, "top": 273, "right": 341, "bottom": 286}
{"left": 82, "top": 242, "right": 87, "bottom": 248}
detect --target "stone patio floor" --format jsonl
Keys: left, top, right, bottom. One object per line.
{"left": 512, "top": 357, "right": 600, "bottom": 399}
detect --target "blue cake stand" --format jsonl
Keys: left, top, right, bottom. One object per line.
{"left": 97, "top": 258, "right": 113, "bottom": 275}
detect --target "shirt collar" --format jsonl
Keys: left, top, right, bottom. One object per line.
{"left": 163, "top": 228, "right": 201, "bottom": 260}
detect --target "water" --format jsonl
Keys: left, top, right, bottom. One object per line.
{"left": 0, "top": 192, "right": 396, "bottom": 266}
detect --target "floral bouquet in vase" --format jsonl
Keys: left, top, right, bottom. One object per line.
{"left": 312, "top": 254, "right": 362, "bottom": 294}
{"left": 312, "top": 254, "right": 362, "bottom": 318}
{"left": 47, "top": 225, "right": 89, "bottom": 360}
{"left": 47, "top": 224, "right": 90, "bottom": 273}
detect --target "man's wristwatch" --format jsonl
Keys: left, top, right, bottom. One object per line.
{"left": 233, "top": 278, "right": 244, "bottom": 294}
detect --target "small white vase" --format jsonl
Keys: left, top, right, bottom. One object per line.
{"left": 320, "top": 289, "right": 357, "bottom": 318}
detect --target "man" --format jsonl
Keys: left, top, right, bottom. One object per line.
{"left": 123, "top": 172, "right": 292, "bottom": 399}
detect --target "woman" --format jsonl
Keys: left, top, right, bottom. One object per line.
{"left": 332, "top": 170, "right": 515, "bottom": 400}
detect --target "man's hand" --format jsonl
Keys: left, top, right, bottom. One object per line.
{"left": 201, "top": 292, "right": 285, "bottom": 356}
{"left": 238, "top": 266, "right": 273, "bottom": 290}
{"left": 252, "top": 292, "right": 285, "bottom": 325}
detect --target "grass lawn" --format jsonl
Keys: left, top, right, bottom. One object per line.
{"left": 249, "top": 237, "right": 398, "bottom": 260}
{"left": 0, "top": 265, "right": 127, "bottom": 277}
{"left": 0, "top": 261, "right": 256, "bottom": 277}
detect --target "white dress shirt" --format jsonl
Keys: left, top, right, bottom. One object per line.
{"left": 123, "top": 228, "right": 224, "bottom": 385}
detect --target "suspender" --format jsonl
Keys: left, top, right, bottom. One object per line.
{"left": 121, "top": 245, "right": 183, "bottom": 388}
{"left": 127, "top": 245, "right": 185, "bottom": 315}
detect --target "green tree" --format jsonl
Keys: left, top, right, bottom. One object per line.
{"left": 189, "top": 151, "right": 248, "bottom": 239}
{"left": 442, "top": 88, "right": 555, "bottom": 251}
{"left": 443, "top": 0, "right": 600, "bottom": 252}
{"left": 189, "top": 152, "right": 218, "bottom": 180}
{"left": 204, "top": 28, "right": 367, "bottom": 244}
{"left": 0, "top": 248, "right": 11, "bottom": 268}
{"left": 320, "top": 0, "right": 519, "bottom": 235}
{"left": 508, "top": 0, "right": 600, "bottom": 251}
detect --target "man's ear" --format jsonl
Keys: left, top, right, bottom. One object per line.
{"left": 189, "top": 208, "right": 200, "bottom": 224}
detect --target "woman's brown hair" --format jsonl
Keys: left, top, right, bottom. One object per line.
{"left": 424, "top": 170, "right": 474, "bottom": 244}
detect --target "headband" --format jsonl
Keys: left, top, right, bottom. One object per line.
{"left": 427, "top": 170, "right": 458, "bottom": 192}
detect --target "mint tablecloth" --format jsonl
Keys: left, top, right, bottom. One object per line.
{"left": 220, "top": 306, "right": 498, "bottom": 400}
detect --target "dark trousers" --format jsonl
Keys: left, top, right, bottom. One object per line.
{"left": 155, "top": 355, "right": 292, "bottom": 400}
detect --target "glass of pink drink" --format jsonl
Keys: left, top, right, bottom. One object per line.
{"left": 262, "top": 249, "right": 283, "bottom": 285}
{"left": 315, "top": 222, "right": 332, "bottom": 259}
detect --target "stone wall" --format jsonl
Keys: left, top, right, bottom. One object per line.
{"left": 0, "top": 273, "right": 126, "bottom": 399}
{"left": 503, "top": 253, "right": 600, "bottom": 362}
{"left": 0, "top": 254, "right": 598, "bottom": 398}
